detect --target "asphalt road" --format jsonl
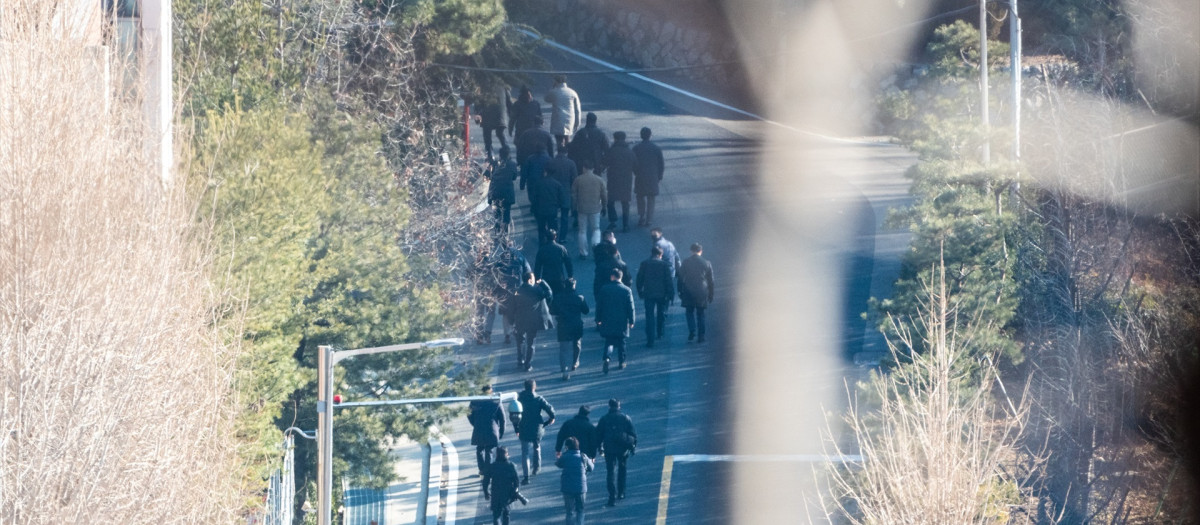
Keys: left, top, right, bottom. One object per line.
{"left": 443, "top": 37, "right": 916, "bottom": 525}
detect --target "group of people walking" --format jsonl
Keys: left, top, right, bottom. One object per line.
{"left": 473, "top": 226, "right": 715, "bottom": 380}
{"left": 473, "top": 75, "right": 716, "bottom": 380}
{"left": 466, "top": 75, "right": 717, "bottom": 524}
{"left": 479, "top": 75, "right": 667, "bottom": 241}
{"left": 469, "top": 381, "right": 639, "bottom": 525}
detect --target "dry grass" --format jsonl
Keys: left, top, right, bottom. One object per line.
{"left": 823, "top": 253, "right": 1029, "bottom": 524}
{"left": 1, "top": 4, "right": 240, "bottom": 523}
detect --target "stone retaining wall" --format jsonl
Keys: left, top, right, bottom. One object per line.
{"left": 508, "top": 0, "right": 745, "bottom": 92}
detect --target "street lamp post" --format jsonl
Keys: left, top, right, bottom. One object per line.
{"left": 980, "top": 0, "right": 990, "bottom": 166}
{"left": 316, "top": 338, "right": 479, "bottom": 525}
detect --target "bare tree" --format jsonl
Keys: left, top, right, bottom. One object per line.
{"left": 1017, "top": 70, "right": 1200, "bottom": 522}
{"left": 289, "top": 1, "right": 501, "bottom": 325}
{"left": 0, "top": 4, "right": 240, "bottom": 522}
{"left": 823, "top": 249, "right": 1030, "bottom": 524}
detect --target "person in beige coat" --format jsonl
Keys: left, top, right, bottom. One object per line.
{"left": 544, "top": 75, "right": 582, "bottom": 149}
{"left": 571, "top": 161, "right": 607, "bottom": 259}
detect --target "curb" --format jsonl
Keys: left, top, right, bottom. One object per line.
{"left": 421, "top": 425, "right": 460, "bottom": 525}
{"left": 417, "top": 436, "right": 436, "bottom": 524}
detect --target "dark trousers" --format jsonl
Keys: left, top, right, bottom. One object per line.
{"left": 636, "top": 193, "right": 657, "bottom": 225}
{"left": 493, "top": 202, "right": 511, "bottom": 233}
{"left": 521, "top": 439, "right": 542, "bottom": 478}
{"left": 483, "top": 126, "right": 508, "bottom": 157}
{"left": 491, "top": 503, "right": 511, "bottom": 525}
{"left": 644, "top": 298, "right": 667, "bottom": 341}
{"left": 606, "top": 198, "right": 630, "bottom": 230}
{"left": 547, "top": 279, "right": 567, "bottom": 300}
{"left": 604, "top": 451, "right": 628, "bottom": 501}
{"left": 516, "top": 328, "right": 539, "bottom": 367}
{"left": 535, "top": 212, "right": 558, "bottom": 243}
{"left": 559, "top": 339, "right": 581, "bottom": 375}
{"left": 603, "top": 335, "right": 627, "bottom": 364}
{"left": 477, "top": 445, "right": 497, "bottom": 487}
{"left": 686, "top": 306, "right": 707, "bottom": 337}
{"left": 559, "top": 207, "right": 571, "bottom": 236}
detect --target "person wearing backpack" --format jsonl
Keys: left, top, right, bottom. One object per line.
{"left": 596, "top": 398, "right": 637, "bottom": 507}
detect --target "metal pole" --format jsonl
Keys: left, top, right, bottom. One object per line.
{"left": 315, "top": 338, "right": 462, "bottom": 525}
{"left": 334, "top": 393, "right": 515, "bottom": 409}
{"left": 980, "top": 0, "right": 990, "bottom": 166}
{"left": 1010, "top": 0, "right": 1021, "bottom": 163}
{"left": 140, "top": 0, "right": 173, "bottom": 186}
{"left": 317, "top": 345, "right": 333, "bottom": 525}
{"left": 461, "top": 98, "right": 471, "bottom": 161}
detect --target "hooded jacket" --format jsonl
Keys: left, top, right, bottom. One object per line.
{"left": 555, "top": 449, "right": 593, "bottom": 495}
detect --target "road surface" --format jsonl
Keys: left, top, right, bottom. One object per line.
{"left": 351, "top": 32, "right": 916, "bottom": 524}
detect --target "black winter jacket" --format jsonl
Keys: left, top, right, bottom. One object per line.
{"left": 517, "top": 390, "right": 556, "bottom": 442}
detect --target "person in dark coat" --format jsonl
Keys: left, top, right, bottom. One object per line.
{"left": 555, "top": 405, "right": 598, "bottom": 459}
{"left": 591, "top": 230, "right": 619, "bottom": 270}
{"left": 555, "top": 436, "right": 594, "bottom": 525}
{"left": 534, "top": 229, "right": 573, "bottom": 298}
{"left": 531, "top": 170, "right": 568, "bottom": 245}
{"left": 595, "top": 268, "right": 636, "bottom": 373}
{"left": 508, "top": 85, "right": 541, "bottom": 142}
{"left": 568, "top": 112, "right": 609, "bottom": 175}
{"left": 516, "top": 114, "right": 555, "bottom": 165}
{"left": 474, "top": 86, "right": 512, "bottom": 160}
{"left": 593, "top": 232, "right": 632, "bottom": 304}
{"left": 550, "top": 278, "right": 589, "bottom": 380}
{"left": 497, "top": 240, "right": 531, "bottom": 345}
{"left": 487, "top": 147, "right": 518, "bottom": 233}
{"left": 636, "top": 245, "right": 675, "bottom": 346}
{"left": 489, "top": 447, "right": 523, "bottom": 525}
{"left": 511, "top": 272, "right": 554, "bottom": 371}
{"left": 469, "top": 385, "right": 506, "bottom": 493}
{"left": 603, "top": 131, "right": 635, "bottom": 232}
{"left": 520, "top": 145, "right": 552, "bottom": 206}
{"left": 596, "top": 398, "right": 637, "bottom": 507}
{"left": 632, "top": 127, "right": 665, "bottom": 227}
{"left": 517, "top": 379, "right": 556, "bottom": 484}
{"left": 546, "top": 142, "right": 579, "bottom": 187}
{"left": 545, "top": 148, "right": 577, "bottom": 235}
{"left": 677, "top": 242, "right": 715, "bottom": 343}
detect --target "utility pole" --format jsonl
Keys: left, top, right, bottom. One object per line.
{"left": 140, "top": 0, "right": 173, "bottom": 186}
{"left": 980, "top": 0, "right": 990, "bottom": 166}
{"left": 1010, "top": 0, "right": 1022, "bottom": 164}
{"left": 317, "top": 345, "right": 334, "bottom": 525}
{"left": 316, "top": 339, "right": 466, "bottom": 525}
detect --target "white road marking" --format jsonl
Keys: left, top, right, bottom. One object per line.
{"left": 515, "top": 27, "right": 886, "bottom": 147}
{"left": 654, "top": 454, "right": 862, "bottom": 523}
{"left": 671, "top": 453, "right": 862, "bottom": 463}
{"left": 440, "top": 430, "right": 460, "bottom": 525}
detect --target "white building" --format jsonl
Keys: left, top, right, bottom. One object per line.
{"left": 50, "top": 0, "right": 173, "bottom": 185}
